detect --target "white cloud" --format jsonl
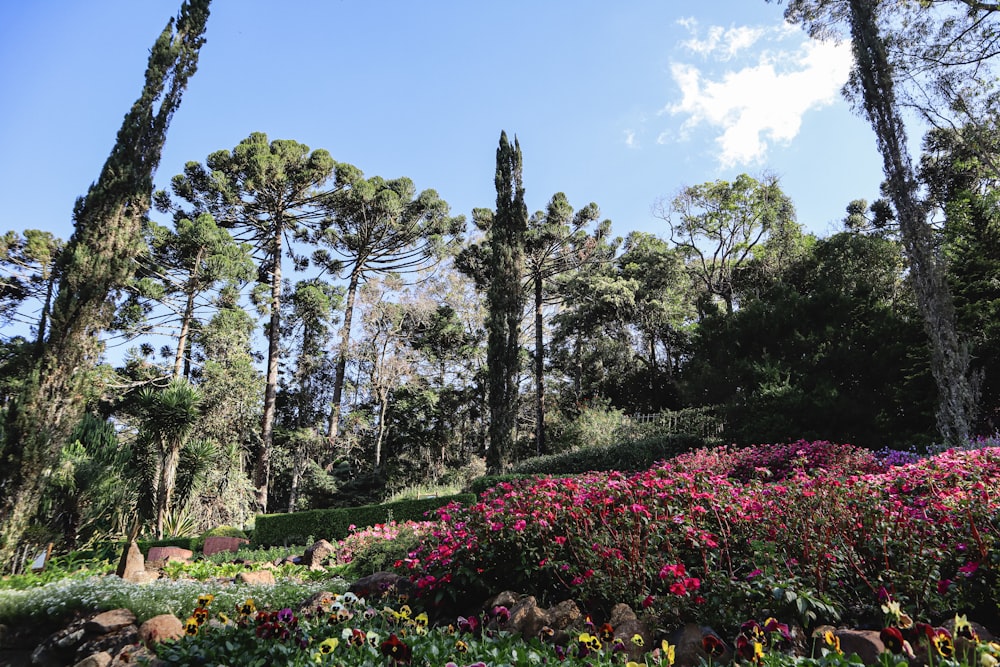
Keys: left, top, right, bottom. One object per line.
{"left": 665, "top": 22, "right": 852, "bottom": 168}
{"left": 681, "top": 24, "right": 766, "bottom": 61}
{"left": 624, "top": 129, "right": 638, "bottom": 148}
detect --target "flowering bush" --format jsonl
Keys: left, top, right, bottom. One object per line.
{"left": 334, "top": 520, "right": 436, "bottom": 581}
{"left": 399, "top": 443, "right": 1000, "bottom": 634}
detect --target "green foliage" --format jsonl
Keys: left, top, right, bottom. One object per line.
{"left": 0, "top": 574, "right": 340, "bottom": 625}
{"left": 137, "top": 536, "right": 197, "bottom": 553}
{"left": 508, "top": 433, "right": 707, "bottom": 475}
{"left": 252, "top": 493, "right": 475, "bottom": 547}
{"left": 192, "top": 525, "right": 248, "bottom": 552}
{"left": 682, "top": 232, "right": 936, "bottom": 449}
{"left": 341, "top": 523, "right": 427, "bottom": 579}
{"left": 546, "top": 400, "right": 624, "bottom": 453}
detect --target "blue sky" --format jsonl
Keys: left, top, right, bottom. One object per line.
{"left": 1, "top": 1, "right": 884, "bottom": 253}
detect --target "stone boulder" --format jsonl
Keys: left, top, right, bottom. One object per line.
{"left": 29, "top": 609, "right": 140, "bottom": 667}
{"left": 85, "top": 609, "right": 136, "bottom": 635}
{"left": 235, "top": 569, "right": 276, "bottom": 585}
{"left": 665, "top": 623, "right": 733, "bottom": 667}
{"left": 138, "top": 614, "right": 183, "bottom": 649}
{"left": 507, "top": 596, "right": 549, "bottom": 639}
{"left": 348, "top": 572, "right": 414, "bottom": 600}
{"left": 202, "top": 536, "right": 249, "bottom": 556}
{"left": 145, "top": 546, "right": 193, "bottom": 567}
{"left": 484, "top": 592, "right": 582, "bottom": 644}
{"left": 115, "top": 542, "right": 145, "bottom": 582}
{"left": 834, "top": 629, "right": 885, "bottom": 665}
{"left": 297, "top": 591, "right": 342, "bottom": 616}
{"left": 302, "top": 539, "right": 335, "bottom": 570}
{"left": 73, "top": 651, "right": 112, "bottom": 667}
{"left": 608, "top": 603, "right": 651, "bottom": 661}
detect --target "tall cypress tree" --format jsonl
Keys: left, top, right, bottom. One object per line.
{"left": 0, "top": 0, "right": 210, "bottom": 564}
{"left": 485, "top": 132, "right": 527, "bottom": 473}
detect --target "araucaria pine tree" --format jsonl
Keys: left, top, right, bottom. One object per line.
{"left": 486, "top": 132, "right": 527, "bottom": 473}
{"left": 0, "top": 0, "right": 210, "bottom": 565}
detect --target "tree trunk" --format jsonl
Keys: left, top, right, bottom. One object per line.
{"left": 36, "top": 267, "right": 56, "bottom": 346}
{"left": 326, "top": 267, "right": 361, "bottom": 449}
{"left": 534, "top": 274, "right": 546, "bottom": 456}
{"left": 287, "top": 433, "right": 308, "bottom": 514}
{"left": 157, "top": 440, "right": 181, "bottom": 539}
{"left": 256, "top": 226, "right": 283, "bottom": 513}
{"left": 173, "top": 246, "right": 203, "bottom": 379}
{"left": 847, "top": 0, "right": 978, "bottom": 444}
{"left": 374, "top": 388, "right": 390, "bottom": 471}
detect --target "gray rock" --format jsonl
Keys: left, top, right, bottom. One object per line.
{"left": 137, "top": 615, "right": 183, "bottom": 649}
{"left": 302, "top": 539, "right": 335, "bottom": 571}
{"left": 84, "top": 609, "right": 135, "bottom": 635}
{"left": 115, "top": 542, "right": 145, "bottom": 582}
{"left": 235, "top": 569, "right": 276, "bottom": 585}
{"left": 72, "top": 651, "right": 112, "bottom": 667}
{"left": 835, "top": 629, "right": 885, "bottom": 665}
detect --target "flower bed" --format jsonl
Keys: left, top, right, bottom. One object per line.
{"left": 400, "top": 443, "right": 1000, "bottom": 634}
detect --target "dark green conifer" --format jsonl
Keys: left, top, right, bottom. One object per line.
{"left": 0, "top": 0, "right": 210, "bottom": 564}
{"left": 485, "top": 132, "right": 527, "bottom": 473}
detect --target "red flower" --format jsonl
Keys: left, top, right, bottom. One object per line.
{"left": 881, "top": 626, "right": 905, "bottom": 654}
{"left": 380, "top": 634, "right": 412, "bottom": 663}
{"left": 702, "top": 634, "right": 726, "bottom": 656}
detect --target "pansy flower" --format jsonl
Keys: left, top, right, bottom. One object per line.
{"left": 823, "top": 629, "right": 842, "bottom": 655}
{"left": 933, "top": 627, "right": 955, "bottom": 658}
{"left": 954, "top": 614, "right": 978, "bottom": 641}
{"left": 318, "top": 637, "right": 339, "bottom": 654}
{"left": 661, "top": 640, "right": 677, "bottom": 666}
{"left": 702, "top": 633, "right": 726, "bottom": 656}
{"left": 380, "top": 633, "right": 412, "bottom": 663}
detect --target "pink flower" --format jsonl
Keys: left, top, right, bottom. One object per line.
{"left": 512, "top": 519, "right": 527, "bottom": 532}
{"left": 659, "top": 563, "right": 686, "bottom": 579}
{"left": 958, "top": 562, "right": 980, "bottom": 577}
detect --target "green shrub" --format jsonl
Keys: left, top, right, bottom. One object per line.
{"left": 252, "top": 493, "right": 475, "bottom": 547}
{"left": 342, "top": 523, "right": 429, "bottom": 579}
{"left": 509, "top": 433, "right": 708, "bottom": 475}
{"left": 135, "top": 537, "right": 197, "bottom": 554}
{"left": 546, "top": 401, "right": 624, "bottom": 453}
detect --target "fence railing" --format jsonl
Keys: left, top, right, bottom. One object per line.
{"left": 617, "top": 406, "right": 725, "bottom": 441}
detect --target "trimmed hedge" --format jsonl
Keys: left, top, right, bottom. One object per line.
{"left": 252, "top": 493, "right": 476, "bottom": 547}
{"left": 135, "top": 536, "right": 196, "bottom": 554}
{"left": 507, "top": 433, "right": 709, "bottom": 475}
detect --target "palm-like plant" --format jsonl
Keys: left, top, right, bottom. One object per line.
{"left": 135, "top": 379, "right": 203, "bottom": 539}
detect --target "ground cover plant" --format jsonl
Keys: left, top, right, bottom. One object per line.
{"left": 400, "top": 442, "right": 1000, "bottom": 635}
